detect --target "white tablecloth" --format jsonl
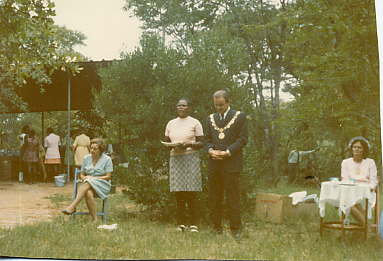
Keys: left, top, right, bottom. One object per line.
{"left": 319, "top": 181, "right": 376, "bottom": 218}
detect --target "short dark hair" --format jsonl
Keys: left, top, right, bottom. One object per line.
{"left": 177, "top": 97, "right": 191, "bottom": 107}
{"left": 21, "top": 125, "right": 30, "bottom": 134}
{"left": 213, "top": 90, "right": 230, "bottom": 102}
{"left": 47, "top": 127, "right": 54, "bottom": 134}
{"left": 349, "top": 137, "right": 370, "bottom": 158}
{"left": 90, "top": 138, "right": 106, "bottom": 153}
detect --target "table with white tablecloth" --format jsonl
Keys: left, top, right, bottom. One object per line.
{"left": 319, "top": 181, "right": 376, "bottom": 219}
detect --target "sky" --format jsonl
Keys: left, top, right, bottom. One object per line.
{"left": 53, "top": 0, "right": 142, "bottom": 61}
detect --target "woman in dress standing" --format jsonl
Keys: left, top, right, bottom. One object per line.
{"left": 163, "top": 98, "right": 204, "bottom": 232}
{"left": 341, "top": 136, "right": 378, "bottom": 224}
{"left": 44, "top": 127, "right": 61, "bottom": 182}
{"left": 62, "top": 138, "right": 113, "bottom": 222}
{"left": 73, "top": 130, "right": 90, "bottom": 168}
{"left": 22, "top": 128, "right": 39, "bottom": 184}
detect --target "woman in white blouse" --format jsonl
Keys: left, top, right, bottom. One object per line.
{"left": 163, "top": 98, "right": 204, "bottom": 232}
{"left": 341, "top": 136, "right": 378, "bottom": 224}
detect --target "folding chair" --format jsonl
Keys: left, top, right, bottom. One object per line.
{"left": 72, "top": 168, "right": 109, "bottom": 223}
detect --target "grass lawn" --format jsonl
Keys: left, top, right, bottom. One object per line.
{"left": 0, "top": 183, "right": 382, "bottom": 260}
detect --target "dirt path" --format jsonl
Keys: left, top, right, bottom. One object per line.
{"left": 0, "top": 181, "right": 73, "bottom": 229}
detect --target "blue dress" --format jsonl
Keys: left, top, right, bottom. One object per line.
{"left": 81, "top": 153, "right": 113, "bottom": 200}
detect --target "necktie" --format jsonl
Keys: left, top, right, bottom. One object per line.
{"left": 220, "top": 113, "right": 225, "bottom": 121}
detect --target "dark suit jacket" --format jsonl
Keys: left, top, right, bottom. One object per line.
{"left": 204, "top": 109, "right": 248, "bottom": 173}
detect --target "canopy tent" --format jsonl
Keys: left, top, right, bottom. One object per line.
{"left": 1, "top": 60, "right": 113, "bottom": 182}
{"left": 1, "top": 61, "right": 112, "bottom": 113}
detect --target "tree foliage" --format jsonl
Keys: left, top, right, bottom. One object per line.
{"left": 93, "top": 0, "right": 380, "bottom": 218}
{"left": 0, "top": 0, "right": 85, "bottom": 112}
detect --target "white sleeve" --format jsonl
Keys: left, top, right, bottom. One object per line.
{"left": 195, "top": 120, "right": 204, "bottom": 136}
{"left": 341, "top": 160, "right": 349, "bottom": 181}
{"left": 368, "top": 159, "right": 378, "bottom": 189}
{"left": 165, "top": 121, "right": 171, "bottom": 137}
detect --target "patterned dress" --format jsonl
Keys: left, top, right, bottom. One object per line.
{"left": 81, "top": 153, "right": 113, "bottom": 200}
{"left": 22, "top": 136, "right": 39, "bottom": 163}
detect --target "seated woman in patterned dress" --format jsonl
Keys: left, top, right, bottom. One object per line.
{"left": 62, "top": 138, "right": 113, "bottom": 222}
{"left": 341, "top": 136, "right": 378, "bottom": 224}
{"left": 163, "top": 98, "right": 204, "bottom": 232}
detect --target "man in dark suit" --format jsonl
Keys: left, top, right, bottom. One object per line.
{"left": 205, "top": 90, "right": 248, "bottom": 238}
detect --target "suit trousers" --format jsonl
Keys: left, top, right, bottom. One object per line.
{"left": 208, "top": 170, "right": 241, "bottom": 232}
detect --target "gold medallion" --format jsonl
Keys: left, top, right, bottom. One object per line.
{"left": 209, "top": 111, "right": 240, "bottom": 141}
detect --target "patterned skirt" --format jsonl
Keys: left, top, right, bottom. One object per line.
{"left": 169, "top": 151, "right": 202, "bottom": 192}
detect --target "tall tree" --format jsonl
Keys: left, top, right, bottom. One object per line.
{"left": 125, "top": 0, "right": 291, "bottom": 181}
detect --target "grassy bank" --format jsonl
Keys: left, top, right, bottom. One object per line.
{"left": 0, "top": 185, "right": 382, "bottom": 260}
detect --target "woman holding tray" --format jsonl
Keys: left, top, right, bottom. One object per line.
{"left": 163, "top": 98, "right": 204, "bottom": 232}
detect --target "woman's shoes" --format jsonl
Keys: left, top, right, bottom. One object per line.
{"left": 189, "top": 225, "right": 199, "bottom": 233}
{"left": 61, "top": 208, "right": 76, "bottom": 215}
{"left": 176, "top": 225, "right": 199, "bottom": 232}
{"left": 177, "top": 225, "right": 187, "bottom": 232}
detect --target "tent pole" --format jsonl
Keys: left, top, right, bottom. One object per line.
{"left": 41, "top": 112, "right": 44, "bottom": 144}
{"left": 67, "top": 73, "right": 71, "bottom": 183}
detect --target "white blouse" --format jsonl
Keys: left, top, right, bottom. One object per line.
{"left": 341, "top": 157, "right": 378, "bottom": 189}
{"left": 44, "top": 133, "right": 61, "bottom": 159}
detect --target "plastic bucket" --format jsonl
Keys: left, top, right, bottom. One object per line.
{"left": 58, "top": 173, "right": 67, "bottom": 179}
{"left": 54, "top": 175, "right": 66, "bottom": 187}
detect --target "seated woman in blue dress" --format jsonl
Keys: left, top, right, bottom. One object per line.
{"left": 62, "top": 138, "right": 113, "bottom": 222}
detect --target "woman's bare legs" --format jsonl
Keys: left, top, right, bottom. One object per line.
{"left": 85, "top": 189, "right": 97, "bottom": 221}
{"left": 64, "top": 183, "right": 93, "bottom": 212}
{"left": 350, "top": 204, "right": 365, "bottom": 225}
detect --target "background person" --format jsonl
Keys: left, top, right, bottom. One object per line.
{"left": 287, "top": 148, "right": 318, "bottom": 183}
{"left": 18, "top": 125, "right": 30, "bottom": 182}
{"left": 341, "top": 136, "right": 378, "bottom": 224}
{"left": 62, "top": 138, "right": 113, "bottom": 222}
{"left": 21, "top": 128, "right": 39, "bottom": 184}
{"left": 205, "top": 90, "right": 248, "bottom": 239}
{"left": 163, "top": 98, "right": 204, "bottom": 232}
{"left": 73, "top": 130, "right": 90, "bottom": 168}
{"left": 44, "top": 127, "right": 61, "bottom": 182}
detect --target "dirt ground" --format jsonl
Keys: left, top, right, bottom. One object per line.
{"left": 0, "top": 181, "right": 73, "bottom": 229}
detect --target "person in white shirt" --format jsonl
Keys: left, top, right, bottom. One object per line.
{"left": 44, "top": 127, "right": 61, "bottom": 182}
{"left": 163, "top": 98, "right": 204, "bottom": 232}
{"left": 341, "top": 136, "right": 378, "bottom": 224}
